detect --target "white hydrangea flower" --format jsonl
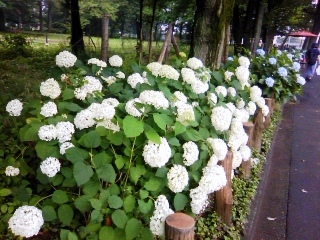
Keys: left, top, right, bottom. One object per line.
{"left": 226, "top": 102, "right": 236, "bottom": 114}
{"left": 150, "top": 195, "right": 174, "bottom": 236}
{"left": 232, "top": 150, "right": 243, "bottom": 169}
{"left": 239, "top": 145, "right": 251, "bottom": 161}
{"left": 236, "top": 98, "right": 245, "bottom": 109}
{"left": 96, "top": 119, "right": 120, "bottom": 132}
{"left": 224, "top": 70, "right": 234, "bottom": 82}
{"left": 292, "top": 62, "right": 301, "bottom": 72}
{"left": 287, "top": 53, "right": 293, "bottom": 60}
{"left": 167, "top": 164, "right": 189, "bottom": 193}
{"left": 171, "top": 91, "right": 188, "bottom": 107}
{"left": 268, "top": 57, "right": 277, "bottom": 65}
{"left": 102, "top": 98, "right": 120, "bottom": 108}
{"left": 6, "top": 99, "right": 23, "bottom": 116}
{"left": 181, "top": 68, "right": 197, "bottom": 85}
{"left": 235, "top": 66, "right": 250, "bottom": 87}
{"left": 238, "top": 56, "right": 250, "bottom": 68}
{"left": 139, "top": 90, "right": 169, "bottom": 109}
{"left": 146, "top": 62, "right": 162, "bottom": 77}
{"left": 215, "top": 86, "right": 228, "bottom": 97}
{"left": 60, "top": 142, "right": 74, "bottom": 155}
{"left": 198, "top": 164, "right": 227, "bottom": 194}
{"left": 40, "top": 157, "right": 61, "bottom": 177}
{"left": 127, "top": 73, "right": 145, "bottom": 88}
{"left": 265, "top": 77, "right": 275, "bottom": 87}
{"left": 182, "top": 141, "right": 199, "bottom": 166}
{"left": 56, "top": 121, "right": 75, "bottom": 143}
{"left": 227, "top": 87, "right": 237, "bottom": 97}
{"left": 250, "top": 86, "right": 262, "bottom": 102}
{"left": 206, "top": 138, "right": 228, "bottom": 160}
{"left": 190, "top": 186, "right": 209, "bottom": 214}
{"left": 74, "top": 109, "right": 95, "bottom": 130}
{"left": 56, "top": 51, "right": 77, "bottom": 68}
{"left": 40, "top": 78, "right": 61, "bottom": 99}
{"left": 8, "top": 206, "right": 44, "bottom": 238}
{"left": 210, "top": 106, "right": 233, "bottom": 132}
{"left": 158, "top": 65, "right": 180, "bottom": 80}
{"left": 296, "top": 74, "right": 306, "bottom": 85}
{"left": 246, "top": 101, "right": 257, "bottom": 115}
{"left": 143, "top": 137, "right": 171, "bottom": 167}
{"left": 234, "top": 108, "right": 250, "bottom": 122}
{"left": 187, "top": 57, "right": 204, "bottom": 70}
{"left": 88, "top": 58, "right": 107, "bottom": 68}
{"left": 101, "top": 76, "right": 117, "bottom": 85}
{"left": 116, "top": 71, "right": 126, "bottom": 79}
{"left": 277, "top": 67, "right": 288, "bottom": 77}
{"left": 261, "top": 105, "right": 270, "bottom": 117}
{"left": 176, "top": 102, "right": 195, "bottom": 126}
{"left": 88, "top": 102, "right": 116, "bottom": 120}
{"left": 109, "top": 55, "right": 123, "bottom": 67}
{"left": 207, "top": 93, "right": 217, "bottom": 105}
{"left": 125, "top": 98, "right": 144, "bottom": 117}
{"left": 207, "top": 154, "right": 219, "bottom": 167}
{"left": 190, "top": 80, "right": 209, "bottom": 94}
{"left": 5, "top": 166, "right": 19, "bottom": 176}
{"left": 228, "top": 119, "right": 248, "bottom": 151}
{"left": 40, "top": 101, "right": 58, "bottom": 117}
{"left": 38, "top": 124, "right": 57, "bottom": 141}
{"left": 256, "top": 49, "right": 265, "bottom": 56}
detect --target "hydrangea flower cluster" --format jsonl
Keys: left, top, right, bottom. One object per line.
{"left": 38, "top": 121, "right": 75, "bottom": 143}
{"left": 277, "top": 67, "right": 288, "bottom": 77}
{"left": 175, "top": 102, "right": 195, "bottom": 126}
{"left": 265, "top": 77, "right": 275, "bottom": 87}
{"left": 187, "top": 57, "right": 204, "bottom": 70}
{"left": 40, "top": 78, "right": 61, "bottom": 99}
{"left": 206, "top": 138, "right": 228, "bottom": 160}
{"left": 210, "top": 106, "right": 233, "bottom": 132}
{"left": 55, "top": 50, "right": 77, "bottom": 68}
{"left": 182, "top": 141, "right": 199, "bottom": 166}
{"left": 181, "top": 66, "right": 210, "bottom": 94}
{"left": 125, "top": 98, "right": 145, "bottom": 117}
{"left": 142, "top": 137, "right": 171, "bottom": 167}
{"left": 296, "top": 74, "right": 306, "bottom": 85}
{"left": 256, "top": 49, "right": 265, "bottom": 56}
{"left": 88, "top": 58, "right": 107, "bottom": 68}
{"left": 6, "top": 99, "right": 23, "bottom": 116}
{"left": 74, "top": 76, "right": 103, "bottom": 100}
{"left": 167, "top": 164, "right": 189, "bottom": 193}
{"left": 268, "top": 57, "right": 277, "bottom": 65}
{"left": 224, "top": 70, "right": 234, "bottom": 82}
{"left": 40, "top": 157, "right": 61, "bottom": 177}
{"left": 8, "top": 206, "right": 44, "bottom": 238}
{"left": 139, "top": 90, "right": 169, "bottom": 109}
{"left": 5, "top": 166, "right": 20, "bottom": 176}
{"left": 149, "top": 195, "right": 174, "bottom": 236}
{"left": 40, "top": 101, "right": 58, "bottom": 117}
{"left": 215, "top": 86, "right": 228, "bottom": 97}
{"left": 127, "top": 73, "right": 145, "bottom": 88}
{"left": 108, "top": 55, "right": 123, "bottom": 67}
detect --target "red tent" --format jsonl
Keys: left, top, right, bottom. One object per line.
{"left": 288, "top": 30, "right": 318, "bottom": 37}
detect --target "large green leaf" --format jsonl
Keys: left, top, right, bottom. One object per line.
{"left": 99, "top": 226, "right": 114, "bottom": 240}
{"left": 0, "top": 188, "right": 11, "bottom": 197}
{"left": 35, "top": 141, "right": 60, "bottom": 160}
{"left": 58, "top": 204, "right": 74, "bottom": 226}
{"left": 144, "top": 127, "right": 161, "bottom": 144}
{"left": 107, "top": 131, "right": 124, "bottom": 146}
{"left": 174, "top": 121, "right": 186, "bottom": 136}
{"left": 129, "top": 165, "right": 146, "bottom": 184}
{"left": 42, "top": 205, "right": 57, "bottom": 221}
{"left": 58, "top": 101, "right": 82, "bottom": 112}
{"left": 90, "top": 199, "right": 102, "bottom": 210}
{"left": 174, "top": 193, "right": 188, "bottom": 211}
{"left": 19, "top": 123, "right": 42, "bottom": 141}
{"left": 73, "top": 161, "right": 94, "bottom": 186}
{"left": 79, "top": 130, "right": 101, "bottom": 148}
{"left": 108, "top": 195, "right": 123, "bottom": 209}
{"left": 65, "top": 147, "right": 89, "bottom": 163}
{"left": 52, "top": 190, "right": 69, "bottom": 204}
{"left": 96, "top": 164, "right": 116, "bottom": 183}
{"left": 138, "top": 199, "right": 153, "bottom": 214}
{"left": 125, "top": 218, "right": 142, "bottom": 240}
{"left": 111, "top": 210, "right": 128, "bottom": 229}
{"left": 62, "top": 88, "right": 75, "bottom": 100}
{"left": 123, "top": 195, "right": 136, "bottom": 213}
{"left": 74, "top": 195, "right": 92, "bottom": 213}
{"left": 123, "top": 116, "right": 144, "bottom": 138}
{"left": 144, "top": 177, "right": 164, "bottom": 192}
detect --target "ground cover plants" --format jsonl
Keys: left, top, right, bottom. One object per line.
{"left": 0, "top": 34, "right": 304, "bottom": 239}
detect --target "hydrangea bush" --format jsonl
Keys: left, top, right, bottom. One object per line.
{"left": 2, "top": 50, "right": 298, "bottom": 239}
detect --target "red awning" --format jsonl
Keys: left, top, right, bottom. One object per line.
{"left": 288, "top": 30, "right": 318, "bottom": 37}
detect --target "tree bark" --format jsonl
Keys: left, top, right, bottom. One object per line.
{"left": 70, "top": 0, "right": 85, "bottom": 56}
{"left": 148, "top": 0, "right": 157, "bottom": 63}
{"left": 101, "top": 14, "right": 109, "bottom": 62}
{"left": 0, "top": 8, "right": 5, "bottom": 31}
{"left": 189, "top": 0, "right": 234, "bottom": 69}
{"left": 38, "top": 0, "right": 43, "bottom": 32}
{"left": 165, "top": 213, "right": 195, "bottom": 240}
{"left": 252, "top": 1, "right": 265, "bottom": 54}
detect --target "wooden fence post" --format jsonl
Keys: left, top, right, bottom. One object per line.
{"left": 215, "top": 151, "right": 233, "bottom": 225}
{"left": 101, "top": 13, "right": 109, "bottom": 62}
{"left": 165, "top": 212, "right": 195, "bottom": 240}
{"left": 241, "top": 122, "right": 254, "bottom": 179}
{"left": 253, "top": 109, "right": 265, "bottom": 152}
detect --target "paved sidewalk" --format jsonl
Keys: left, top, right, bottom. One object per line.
{"left": 245, "top": 74, "right": 320, "bottom": 240}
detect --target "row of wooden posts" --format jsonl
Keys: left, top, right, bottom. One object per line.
{"left": 165, "top": 97, "right": 276, "bottom": 239}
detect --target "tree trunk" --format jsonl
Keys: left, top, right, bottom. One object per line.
{"left": 0, "top": 8, "right": 5, "bottom": 31}
{"left": 138, "top": 0, "right": 144, "bottom": 64}
{"left": 148, "top": 0, "right": 157, "bottom": 63}
{"left": 242, "top": 0, "right": 259, "bottom": 50}
{"left": 232, "top": 2, "right": 242, "bottom": 55}
{"left": 47, "top": 1, "right": 52, "bottom": 32}
{"left": 38, "top": 0, "right": 43, "bottom": 32}
{"left": 70, "top": 0, "right": 85, "bottom": 56}
{"left": 101, "top": 14, "right": 109, "bottom": 62}
{"left": 252, "top": 1, "right": 265, "bottom": 54}
{"left": 189, "top": 0, "right": 234, "bottom": 69}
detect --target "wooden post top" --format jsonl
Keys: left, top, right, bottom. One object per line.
{"left": 165, "top": 213, "right": 195, "bottom": 230}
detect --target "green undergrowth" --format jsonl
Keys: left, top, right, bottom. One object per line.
{"left": 195, "top": 105, "right": 283, "bottom": 240}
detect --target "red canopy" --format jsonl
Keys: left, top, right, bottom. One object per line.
{"left": 289, "top": 30, "right": 318, "bottom": 37}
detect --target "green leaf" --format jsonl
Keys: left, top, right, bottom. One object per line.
{"left": 93, "top": 152, "right": 112, "bottom": 165}
{"left": 90, "top": 199, "right": 102, "bottom": 210}
{"left": 174, "top": 193, "right": 188, "bottom": 211}
{"left": 58, "top": 101, "right": 82, "bottom": 112}
{"left": 58, "top": 204, "right": 74, "bottom": 226}
{"left": 129, "top": 165, "right": 146, "bottom": 184}
{"left": 174, "top": 122, "right": 186, "bottom": 135}
{"left": 144, "top": 177, "right": 163, "bottom": 192}
{"left": 65, "top": 147, "right": 89, "bottom": 163}
{"left": 52, "top": 190, "right": 69, "bottom": 204}
{"left": 73, "top": 161, "right": 94, "bottom": 186}
{"left": 36, "top": 141, "right": 60, "bottom": 160}
{"left": 62, "top": 88, "right": 75, "bottom": 100}
{"left": 138, "top": 199, "right": 153, "bottom": 214}
{"left": 144, "top": 128, "right": 161, "bottom": 144}
{"left": 182, "top": 128, "right": 203, "bottom": 141}
{"left": 19, "top": 123, "right": 42, "bottom": 141}
{"left": 42, "top": 205, "right": 57, "bottom": 221}
{"left": 155, "top": 167, "right": 169, "bottom": 178}
{"left": 125, "top": 218, "right": 142, "bottom": 240}
{"left": 83, "top": 180, "right": 100, "bottom": 198}
{"left": 153, "top": 113, "right": 166, "bottom": 130}
{"left": 74, "top": 195, "right": 92, "bottom": 213}
{"left": 141, "top": 227, "right": 154, "bottom": 240}
{"left": 123, "top": 116, "right": 144, "bottom": 138}
{"left": 108, "top": 195, "right": 123, "bottom": 209}
{"left": 123, "top": 195, "right": 136, "bottom": 213}
{"left": 0, "top": 188, "right": 11, "bottom": 197}
{"left": 96, "top": 164, "right": 116, "bottom": 183}
{"left": 68, "top": 232, "right": 78, "bottom": 240}
{"left": 111, "top": 210, "right": 128, "bottom": 229}
{"left": 99, "top": 226, "right": 114, "bottom": 240}
{"left": 107, "top": 131, "right": 124, "bottom": 146}
{"left": 168, "top": 137, "right": 180, "bottom": 146}
{"left": 139, "top": 190, "right": 149, "bottom": 199}
{"left": 115, "top": 155, "right": 125, "bottom": 170}
{"left": 79, "top": 130, "right": 101, "bottom": 148}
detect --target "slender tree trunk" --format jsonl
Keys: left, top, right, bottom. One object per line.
{"left": 0, "top": 8, "right": 5, "bottom": 31}
{"left": 70, "top": 0, "right": 85, "bottom": 56}
{"left": 38, "top": 0, "right": 43, "bottom": 32}
{"left": 47, "top": 0, "right": 52, "bottom": 32}
{"left": 252, "top": 1, "right": 265, "bottom": 54}
{"left": 148, "top": 0, "right": 157, "bottom": 63}
{"left": 232, "top": 2, "right": 242, "bottom": 55}
{"left": 243, "top": 0, "right": 259, "bottom": 50}
{"left": 138, "top": 0, "right": 144, "bottom": 64}
{"left": 190, "top": 0, "right": 234, "bottom": 69}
